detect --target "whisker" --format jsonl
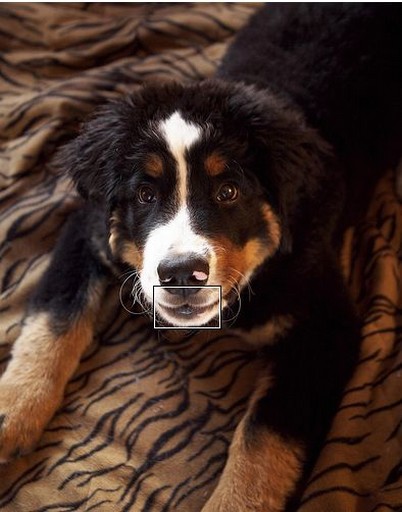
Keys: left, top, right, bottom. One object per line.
{"left": 213, "top": 245, "right": 228, "bottom": 255}
{"left": 118, "top": 272, "right": 153, "bottom": 316}
{"left": 224, "top": 276, "right": 243, "bottom": 326}
{"left": 118, "top": 268, "right": 141, "bottom": 279}
{"left": 229, "top": 267, "right": 254, "bottom": 301}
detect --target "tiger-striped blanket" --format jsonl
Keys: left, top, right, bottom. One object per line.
{"left": 0, "top": 3, "right": 401, "bottom": 511}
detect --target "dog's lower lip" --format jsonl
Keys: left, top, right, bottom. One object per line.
{"left": 159, "top": 301, "right": 217, "bottom": 316}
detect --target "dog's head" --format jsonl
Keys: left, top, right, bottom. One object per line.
{"left": 59, "top": 80, "right": 329, "bottom": 327}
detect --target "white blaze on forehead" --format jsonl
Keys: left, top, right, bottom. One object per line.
{"left": 141, "top": 112, "right": 217, "bottom": 326}
{"left": 159, "top": 111, "right": 201, "bottom": 206}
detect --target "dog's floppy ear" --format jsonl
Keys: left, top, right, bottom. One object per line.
{"left": 56, "top": 102, "right": 130, "bottom": 204}
{"left": 260, "top": 118, "right": 331, "bottom": 254}
{"left": 228, "top": 85, "right": 332, "bottom": 254}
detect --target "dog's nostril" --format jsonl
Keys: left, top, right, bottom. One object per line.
{"left": 157, "top": 253, "right": 209, "bottom": 293}
{"left": 191, "top": 270, "right": 208, "bottom": 282}
{"left": 159, "top": 275, "right": 173, "bottom": 284}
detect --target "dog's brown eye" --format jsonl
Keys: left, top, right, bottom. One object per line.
{"left": 138, "top": 185, "right": 156, "bottom": 204}
{"left": 216, "top": 183, "right": 239, "bottom": 203}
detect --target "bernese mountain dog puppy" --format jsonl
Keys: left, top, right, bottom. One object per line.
{"left": 1, "top": 4, "right": 401, "bottom": 511}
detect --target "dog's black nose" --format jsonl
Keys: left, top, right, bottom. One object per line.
{"left": 157, "top": 253, "right": 209, "bottom": 296}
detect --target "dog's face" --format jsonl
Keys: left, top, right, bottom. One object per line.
{"left": 112, "top": 108, "right": 281, "bottom": 327}
{"left": 60, "top": 81, "right": 327, "bottom": 327}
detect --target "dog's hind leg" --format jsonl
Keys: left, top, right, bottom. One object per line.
{"left": 0, "top": 207, "right": 109, "bottom": 462}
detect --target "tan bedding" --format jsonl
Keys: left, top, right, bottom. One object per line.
{"left": 0, "top": 3, "right": 401, "bottom": 511}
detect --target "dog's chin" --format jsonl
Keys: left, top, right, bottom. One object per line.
{"left": 155, "top": 301, "right": 220, "bottom": 328}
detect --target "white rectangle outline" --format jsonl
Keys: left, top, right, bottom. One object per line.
{"left": 153, "top": 285, "right": 222, "bottom": 330}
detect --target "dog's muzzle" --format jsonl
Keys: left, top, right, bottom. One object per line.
{"left": 153, "top": 252, "right": 223, "bottom": 327}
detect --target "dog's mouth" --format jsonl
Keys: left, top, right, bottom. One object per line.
{"left": 157, "top": 299, "right": 220, "bottom": 327}
{"left": 160, "top": 300, "right": 218, "bottom": 316}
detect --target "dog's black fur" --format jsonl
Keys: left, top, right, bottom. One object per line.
{"left": 1, "top": 4, "right": 401, "bottom": 511}
{"left": 219, "top": 3, "right": 402, "bottom": 223}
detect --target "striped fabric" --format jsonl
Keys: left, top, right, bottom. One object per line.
{"left": 0, "top": 3, "right": 401, "bottom": 511}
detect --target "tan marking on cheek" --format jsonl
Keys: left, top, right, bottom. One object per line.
{"left": 211, "top": 237, "right": 271, "bottom": 295}
{"left": 109, "top": 214, "right": 143, "bottom": 270}
{"left": 145, "top": 153, "right": 164, "bottom": 177}
{"left": 205, "top": 152, "right": 227, "bottom": 176}
{"left": 261, "top": 203, "right": 282, "bottom": 251}
{"left": 242, "top": 238, "right": 271, "bottom": 272}
{"left": 109, "top": 213, "right": 120, "bottom": 255}
{"left": 121, "top": 242, "right": 143, "bottom": 270}
{"left": 109, "top": 226, "right": 118, "bottom": 254}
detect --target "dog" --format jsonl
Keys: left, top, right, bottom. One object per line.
{"left": 0, "top": 4, "right": 401, "bottom": 511}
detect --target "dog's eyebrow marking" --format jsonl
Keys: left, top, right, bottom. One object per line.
{"left": 144, "top": 153, "right": 164, "bottom": 177}
{"left": 205, "top": 152, "right": 227, "bottom": 176}
{"left": 159, "top": 111, "right": 201, "bottom": 206}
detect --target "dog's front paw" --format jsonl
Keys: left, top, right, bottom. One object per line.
{"left": 201, "top": 480, "right": 280, "bottom": 512}
{"left": 0, "top": 382, "right": 53, "bottom": 462}
{"left": 201, "top": 472, "right": 267, "bottom": 512}
{"left": 201, "top": 491, "right": 235, "bottom": 512}
{"left": 201, "top": 421, "right": 303, "bottom": 512}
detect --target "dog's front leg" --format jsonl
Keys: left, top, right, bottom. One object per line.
{"left": 0, "top": 208, "right": 108, "bottom": 462}
{"left": 202, "top": 313, "right": 360, "bottom": 512}
{"left": 201, "top": 374, "right": 304, "bottom": 512}
{"left": 0, "top": 307, "right": 101, "bottom": 461}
